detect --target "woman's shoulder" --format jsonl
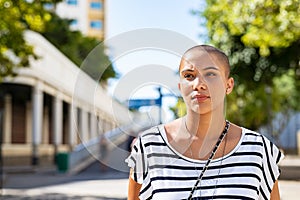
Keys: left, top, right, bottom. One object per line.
{"left": 140, "top": 126, "right": 160, "bottom": 136}
{"left": 238, "top": 125, "right": 276, "bottom": 146}
{"left": 163, "top": 118, "right": 182, "bottom": 137}
{"left": 137, "top": 124, "right": 164, "bottom": 142}
{"left": 242, "top": 127, "right": 261, "bottom": 136}
{"left": 137, "top": 118, "right": 182, "bottom": 143}
{"left": 228, "top": 123, "right": 265, "bottom": 145}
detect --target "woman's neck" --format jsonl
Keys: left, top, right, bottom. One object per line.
{"left": 185, "top": 111, "right": 226, "bottom": 141}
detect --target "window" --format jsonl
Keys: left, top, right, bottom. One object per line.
{"left": 90, "top": 2, "right": 102, "bottom": 9}
{"left": 90, "top": 20, "right": 102, "bottom": 29}
{"left": 66, "top": 0, "right": 78, "bottom": 5}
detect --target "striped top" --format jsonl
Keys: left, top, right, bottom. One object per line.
{"left": 126, "top": 125, "right": 284, "bottom": 200}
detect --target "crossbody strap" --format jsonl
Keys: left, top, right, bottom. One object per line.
{"left": 187, "top": 120, "right": 230, "bottom": 200}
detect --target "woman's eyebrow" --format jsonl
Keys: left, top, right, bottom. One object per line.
{"left": 180, "top": 68, "right": 195, "bottom": 75}
{"left": 181, "top": 69, "right": 194, "bottom": 73}
{"left": 180, "top": 66, "right": 219, "bottom": 74}
{"left": 203, "top": 66, "right": 219, "bottom": 71}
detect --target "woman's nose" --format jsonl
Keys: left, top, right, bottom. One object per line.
{"left": 193, "top": 76, "right": 207, "bottom": 90}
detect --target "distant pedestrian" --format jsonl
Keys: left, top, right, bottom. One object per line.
{"left": 126, "top": 45, "right": 284, "bottom": 199}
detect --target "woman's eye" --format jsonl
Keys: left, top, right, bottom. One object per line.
{"left": 206, "top": 72, "right": 216, "bottom": 77}
{"left": 184, "top": 74, "right": 195, "bottom": 79}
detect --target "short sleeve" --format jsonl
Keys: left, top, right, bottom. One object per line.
{"left": 260, "top": 135, "right": 284, "bottom": 199}
{"left": 125, "top": 136, "right": 148, "bottom": 184}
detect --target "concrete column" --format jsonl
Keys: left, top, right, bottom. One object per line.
{"left": 80, "top": 109, "right": 88, "bottom": 143}
{"left": 53, "top": 94, "right": 63, "bottom": 145}
{"left": 97, "top": 116, "right": 103, "bottom": 134}
{"left": 3, "top": 94, "right": 12, "bottom": 144}
{"left": 26, "top": 101, "right": 32, "bottom": 143}
{"left": 32, "top": 82, "right": 43, "bottom": 165}
{"left": 100, "top": 118, "right": 105, "bottom": 133}
{"left": 68, "top": 104, "right": 77, "bottom": 146}
{"left": 103, "top": 118, "right": 108, "bottom": 133}
{"left": 91, "top": 114, "right": 97, "bottom": 138}
{"left": 96, "top": 115, "right": 101, "bottom": 135}
{"left": 106, "top": 119, "right": 111, "bottom": 132}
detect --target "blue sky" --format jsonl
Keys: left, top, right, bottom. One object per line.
{"left": 104, "top": 0, "right": 206, "bottom": 122}
{"left": 105, "top": 0, "right": 205, "bottom": 42}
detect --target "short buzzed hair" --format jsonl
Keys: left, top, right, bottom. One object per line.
{"left": 183, "top": 45, "right": 231, "bottom": 78}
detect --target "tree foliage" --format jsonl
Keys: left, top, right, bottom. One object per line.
{"left": 168, "top": 0, "right": 300, "bottom": 133}
{"left": 0, "top": 0, "right": 52, "bottom": 81}
{"left": 198, "top": 0, "right": 300, "bottom": 131}
{"left": 202, "top": 0, "right": 300, "bottom": 86}
{"left": 42, "top": 13, "right": 117, "bottom": 82}
{"left": 0, "top": 0, "right": 116, "bottom": 83}
{"left": 169, "top": 98, "right": 186, "bottom": 119}
{"left": 204, "top": 0, "right": 300, "bottom": 55}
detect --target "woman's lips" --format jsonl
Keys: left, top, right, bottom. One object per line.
{"left": 192, "top": 94, "right": 210, "bottom": 103}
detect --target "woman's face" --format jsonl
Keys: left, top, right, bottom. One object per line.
{"left": 178, "top": 50, "right": 234, "bottom": 115}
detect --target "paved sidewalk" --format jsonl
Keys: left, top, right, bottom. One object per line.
{"left": 1, "top": 166, "right": 129, "bottom": 200}
{"left": 280, "top": 180, "right": 300, "bottom": 200}
{"left": 2, "top": 179, "right": 128, "bottom": 199}
{"left": 279, "top": 155, "right": 300, "bottom": 180}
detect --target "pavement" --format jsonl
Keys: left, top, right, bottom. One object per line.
{"left": 279, "top": 155, "right": 300, "bottom": 180}
{"left": 1, "top": 162, "right": 129, "bottom": 200}
{"left": 1, "top": 153, "right": 300, "bottom": 200}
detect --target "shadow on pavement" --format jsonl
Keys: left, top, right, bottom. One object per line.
{"left": 3, "top": 161, "right": 129, "bottom": 189}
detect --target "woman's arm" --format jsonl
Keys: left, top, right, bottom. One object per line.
{"left": 128, "top": 169, "right": 142, "bottom": 200}
{"left": 270, "top": 180, "right": 280, "bottom": 200}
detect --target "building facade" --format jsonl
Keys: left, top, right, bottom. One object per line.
{"left": 0, "top": 31, "right": 133, "bottom": 170}
{"left": 55, "top": 0, "right": 105, "bottom": 40}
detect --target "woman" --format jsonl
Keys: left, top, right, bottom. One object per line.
{"left": 126, "top": 45, "right": 283, "bottom": 199}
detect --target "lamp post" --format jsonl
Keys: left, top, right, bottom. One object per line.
{"left": 156, "top": 87, "right": 163, "bottom": 124}
{"left": 156, "top": 86, "right": 181, "bottom": 124}
{"left": 128, "top": 86, "right": 179, "bottom": 125}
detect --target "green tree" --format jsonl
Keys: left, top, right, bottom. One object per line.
{"left": 0, "top": 0, "right": 54, "bottom": 81}
{"left": 201, "top": 0, "right": 300, "bottom": 86}
{"left": 169, "top": 98, "right": 186, "bottom": 119}
{"left": 0, "top": 0, "right": 116, "bottom": 83}
{"left": 192, "top": 0, "right": 300, "bottom": 131}
{"left": 41, "top": 13, "right": 117, "bottom": 82}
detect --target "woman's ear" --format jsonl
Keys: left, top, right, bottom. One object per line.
{"left": 226, "top": 77, "right": 234, "bottom": 94}
{"left": 178, "top": 83, "right": 181, "bottom": 91}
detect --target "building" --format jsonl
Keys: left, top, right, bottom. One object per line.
{"left": 55, "top": 0, "right": 105, "bottom": 40}
{"left": 278, "top": 113, "right": 300, "bottom": 154}
{"left": 0, "top": 31, "right": 141, "bottom": 171}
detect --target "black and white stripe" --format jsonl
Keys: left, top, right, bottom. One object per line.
{"left": 126, "top": 126, "right": 283, "bottom": 200}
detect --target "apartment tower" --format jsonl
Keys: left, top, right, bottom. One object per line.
{"left": 55, "top": 0, "right": 105, "bottom": 40}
